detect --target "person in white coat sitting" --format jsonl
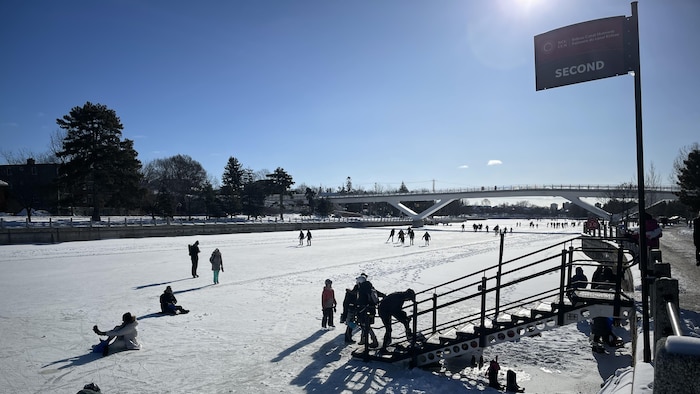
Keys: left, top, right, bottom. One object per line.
{"left": 93, "top": 312, "right": 141, "bottom": 356}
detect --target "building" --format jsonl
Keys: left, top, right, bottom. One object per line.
{"left": 0, "top": 159, "right": 60, "bottom": 214}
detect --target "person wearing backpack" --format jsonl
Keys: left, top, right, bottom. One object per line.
{"left": 188, "top": 240, "right": 200, "bottom": 278}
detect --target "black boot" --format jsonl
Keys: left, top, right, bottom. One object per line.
{"left": 344, "top": 327, "right": 355, "bottom": 343}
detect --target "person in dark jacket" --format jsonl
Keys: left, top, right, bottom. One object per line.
{"left": 378, "top": 288, "right": 415, "bottom": 351}
{"left": 188, "top": 240, "right": 200, "bottom": 278}
{"left": 570, "top": 267, "right": 588, "bottom": 289}
{"left": 355, "top": 274, "right": 384, "bottom": 348}
{"left": 160, "top": 286, "right": 189, "bottom": 315}
{"left": 341, "top": 287, "right": 358, "bottom": 343}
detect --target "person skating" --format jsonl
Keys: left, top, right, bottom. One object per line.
{"left": 92, "top": 312, "right": 141, "bottom": 357}
{"left": 299, "top": 230, "right": 305, "bottom": 246}
{"left": 321, "top": 279, "right": 337, "bottom": 329}
{"left": 209, "top": 248, "right": 224, "bottom": 284}
{"left": 378, "top": 288, "right": 415, "bottom": 351}
{"left": 160, "top": 286, "right": 189, "bottom": 315}
{"left": 188, "top": 240, "right": 200, "bottom": 278}
{"left": 306, "top": 230, "right": 312, "bottom": 246}
{"left": 386, "top": 229, "right": 395, "bottom": 243}
{"left": 422, "top": 231, "right": 431, "bottom": 246}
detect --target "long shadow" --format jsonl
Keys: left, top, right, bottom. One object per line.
{"left": 271, "top": 329, "right": 327, "bottom": 363}
{"left": 173, "top": 284, "right": 214, "bottom": 294}
{"left": 41, "top": 351, "right": 102, "bottom": 370}
{"left": 133, "top": 277, "right": 193, "bottom": 290}
{"left": 680, "top": 309, "right": 700, "bottom": 334}
{"left": 577, "top": 319, "right": 633, "bottom": 381}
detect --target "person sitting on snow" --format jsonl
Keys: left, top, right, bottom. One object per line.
{"left": 160, "top": 286, "right": 189, "bottom": 315}
{"left": 93, "top": 312, "right": 141, "bottom": 356}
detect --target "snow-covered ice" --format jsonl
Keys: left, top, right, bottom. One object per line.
{"left": 0, "top": 219, "right": 675, "bottom": 393}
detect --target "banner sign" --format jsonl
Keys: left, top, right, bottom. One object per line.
{"left": 535, "top": 16, "right": 630, "bottom": 91}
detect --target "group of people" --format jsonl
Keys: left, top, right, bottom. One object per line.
{"left": 386, "top": 228, "right": 431, "bottom": 246}
{"left": 322, "top": 273, "right": 415, "bottom": 353}
{"left": 189, "top": 240, "right": 224, "bottom": 284}
{"left": 298, "top": 230, "right": 312, "bottom": 246}
{"left": 92, "top": 284, "right": 192, "bottom": 357}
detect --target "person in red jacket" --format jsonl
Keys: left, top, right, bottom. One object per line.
{"left": 321, "top": 279, "right": 337, "bottom": 329}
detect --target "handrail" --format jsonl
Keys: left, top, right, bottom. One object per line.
{"left": 666, "top": 300, "right": 683, "bottom": 336}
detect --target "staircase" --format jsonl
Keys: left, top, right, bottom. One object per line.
{"left": 352, "top": 234, "right": 635, "bottom": 368}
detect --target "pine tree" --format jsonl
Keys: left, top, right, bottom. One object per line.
{"left": 267, "top": 167, "right": 294, "bottom": 220}
{"left": 56, "top": 102, "right": 142, "bottom": 221}
{"left": 675, "top": 147, "right": 700, "bottom": 212}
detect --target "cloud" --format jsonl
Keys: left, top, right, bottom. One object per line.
{"left": 458, "top": 165, "right": 469, "bottom": 169}
{"left": 487, "top": 160, "right": 502, "bottom": 166}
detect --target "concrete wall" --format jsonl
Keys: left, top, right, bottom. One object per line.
{"left": 0, "top": 219, "right": 413, "bottom": 245}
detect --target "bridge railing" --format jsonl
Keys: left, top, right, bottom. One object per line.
{"left": 322, "top": 184, "right": 679, "bottom": 198}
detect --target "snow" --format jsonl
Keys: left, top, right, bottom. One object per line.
{"left": 0, "top": 218, "right": 688, "bottom": 393}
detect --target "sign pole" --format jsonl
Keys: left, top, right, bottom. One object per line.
{"left": 630, "top": 1, "right": 651, "bottom": 363}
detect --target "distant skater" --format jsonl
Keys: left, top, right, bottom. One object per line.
{"left": 408, "top": 228, "right": 415, "bottom": 245}
{"left": 210, "top": 248, "right": 224, "bottom": 284}
{"left": 188, "top": 240, "right": 200, "bottom": 278}
{"left": 306, "top": 230, "right": 312, "bottom": 246}
{"left": 387, "top": 229, "right": 395, "bottom": 243}
{"left": 299, "top": 230, "right": 305, "bottom": 246}
{"left": 398, "top": 230, "right": 405, "bottom": 245}
{"left": 422, "top": 231, "right": 431, "bottom": 246}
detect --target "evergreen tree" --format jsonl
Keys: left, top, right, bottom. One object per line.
{"left": 56, "top": 102, "right": 142, "bottom": 221}
{"left": 241, "top": 179, "right": 268, "bottom": 219}
{"left": 221, "top": 156, "right": 245, "bottom": 216}
{"left": 267, "top": 167, "right": 294, "bottom": 220}
{"left": 675, "top": 146, "right": 700, "bottom": 212}
{"left": 305, "top": 187, "right": 316, "bottom": 214}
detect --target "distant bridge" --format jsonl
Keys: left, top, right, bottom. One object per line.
{"left": 323, "top": 184, "right": 679, "bottom": 225}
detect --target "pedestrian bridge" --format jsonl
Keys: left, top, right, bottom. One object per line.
{"left": 323, "top": 184, "right": 679, "bottom": 225}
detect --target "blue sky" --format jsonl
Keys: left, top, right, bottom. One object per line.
{"left": 1, "top": 0, "right": 698, "bottom": 192}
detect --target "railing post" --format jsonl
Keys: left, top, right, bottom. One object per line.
{"left": 432, "top": 293, "right": 438, "bottom": 334}
{"left": 495, "top": 232, "right": 504, "bottom": 320}
{"left": 614, "top": 247, "right": 624, "bottom": 317}
{"left": 558, "top": 249, "right": 567, "bottom": 326}
{"left": 479, "top": 275, "right": 487, "bottom": 348}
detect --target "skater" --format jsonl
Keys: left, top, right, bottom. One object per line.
{"left": 160, "top": 286, "right": 189, "bottom": 315}
{"left": 356, "top": 274, "right": 383, "bottom": 348}
{"left": 321, "top": 279, "right": 337, "bottom": 329}
{"left": 92, "top": 312, "right": 141, "bottom": 357}
{"left": 398, "top": 230, "right": 405, "bottom": 245}
{"left": 378, "top": 288, "right": 415, "bottom": 351}
{"left": 341, "top": 287, "right": 359, "bottom": 343}
{"left": 210, "top": 248, "right": 224, "bottom": 284}
{"left": 486, "top": 356, "right": 502, "bottom": 389}
{"left": 299, "top": 230, "right": 305, "bottom": 246}
{"left": 408, "top": 228, "right": 415, "bottom": 245}
{"left": 422, "top": 231, "right": 431, "bottom": 246}
{"left": 188, "top": 240, "right": 200, "bottom": 278}
{"left": 694, "top": 211, "right": 700, "bottom": 266}
{"left": 387, "top": 228, "right": 396, "bottom": 243}
{"left": 306, "top": 230, "right": 312, "bottom": 246}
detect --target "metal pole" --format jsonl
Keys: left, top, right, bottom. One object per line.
{"left": 495, "top": 232, "right": 504, "bottom": 319}
{"left": 631, "top": 1, "right": 651, "bottom": 362}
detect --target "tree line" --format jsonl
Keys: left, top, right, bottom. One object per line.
{"left": 3, "top": 102, "right": 700, "bottom": 222}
